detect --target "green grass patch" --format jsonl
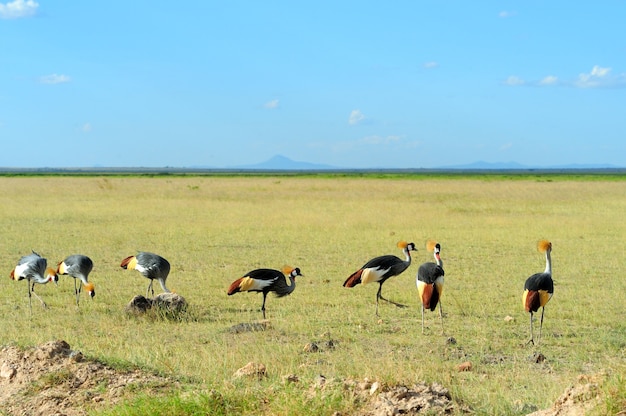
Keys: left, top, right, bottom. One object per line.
{"left": 0, "top": 175, "right": 624, "bottom": 414}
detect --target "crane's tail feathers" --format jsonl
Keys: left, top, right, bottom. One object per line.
{"left": 120, "top": 255, "right": 137, "bottom": 269}
{"left": 343, "top": 270, "right": 363, "bottom": 287}
{"left": 537, "top": 240, "right": 552, "bottom": 252}
{"left": 426, "top": 240, "right": 438, "bottom": 252}
{"left": 523, "top": 289, "right": 540, "bottom": 313}
{"left": 429, "top": 286, "right": 440, "bottom": 311}
{"left": 421, "top": 284, "right": 436, "bottom": 310}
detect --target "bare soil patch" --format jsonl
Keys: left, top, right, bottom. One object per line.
{"left": 0, "top": 340, "right": 176, "bottom": 416}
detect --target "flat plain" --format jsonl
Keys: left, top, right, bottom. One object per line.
{"left": 0, "top": 174, "right": 624, "bottom": 415}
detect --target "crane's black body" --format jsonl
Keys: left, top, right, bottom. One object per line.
{"left": 121, "top": 252, "right": 171, "bottom": 297}
{"left": 416, "top": 242, "right": 445, "bottom": 334}
{"left": 10, "top": 251, "right": 58, "bottom": 310}
{"left": 522, "top": 240, "right": 554, "bottom": 345}
{"left": 344, "top": 242, "right": 416, "bottom": 316}
{"left": 228, "top": 267, "right": 302, "bottom": 319}
{"left": 58, "top": 254, "right": 95, "bottom": 306}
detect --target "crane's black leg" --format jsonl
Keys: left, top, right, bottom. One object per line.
{"left": 27, "top": 279, "right": 33, "bottom": 313}
{"left": 439, "top": 301, "right": 445, "bottom": 335}
{"left": 539, "top": 307, "right": 545, "bottom": 344}
{"left": 30, "top": 282, "right": 47, "bottom": 308}
{"left": 527, "top": 312, "right": 535, "bottom": 345}
{"left": 261, "top": 293, "right": 268, "bottom": 319}
{"left": 377, "top": 283, "right": 407, "bottom": 308}
{"left": 146, "top": 280, "right": 154, "bottom": 298}
{"left": 75, "top": 279, "right": 81, "bottom": 306}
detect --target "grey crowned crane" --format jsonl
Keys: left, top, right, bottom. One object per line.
{"left": 57, "top": 254, "right": 95, "bottom": 306}
{"left": 416, "top": 240, "right": 445, "bottom": 334}
{"left": 228, "top": 266, "right": 302, "bottom": 319}
{"left": 10, "top": 251, "right": 58, "bottom": 310}
{"left": 120, "top": 252, "right": 171, "bottom": 297}
{"left": 343, "top": 241, "right": 417, "bottom": 316}
{"left": 522, "top": 240, "right": 554, "bottom": 345}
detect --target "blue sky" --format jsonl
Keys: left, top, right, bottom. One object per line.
{"left": 1, "top": 1, "right": 625, "bottom": 169}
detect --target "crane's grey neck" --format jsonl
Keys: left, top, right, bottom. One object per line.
{"left": 544, "top": 250, "right": 552, "bottom": 275}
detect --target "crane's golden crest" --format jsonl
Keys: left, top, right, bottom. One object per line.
{"left": 282, "top": 266, "right": 294, "bottom": 286}
{"left": 85, "top": 282, "right": 95, "bottom": 292}
{"left": 537, "top": 240, "right": 552, "bottom": 253}
{"left": 396, "top": 241, "right": 408, "bottom": 249}
{"left": 426, "top": 240, "right": 438, "bottom": 252}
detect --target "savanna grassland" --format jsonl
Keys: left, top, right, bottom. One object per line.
{"left": 0, "top": 174, "right": 625, "bottom": 415}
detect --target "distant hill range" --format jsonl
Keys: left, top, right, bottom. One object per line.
{"left": 0, "top": 155, "right": 623, "bottom": 174}
{"left": 440, "top": 161, "right": 621, "bottom": 170}
{"left": 230, "top": 156, "right": 621, "bottom": 171}
{"left": 231, "top": 155, "right": 336, "bottom": 170}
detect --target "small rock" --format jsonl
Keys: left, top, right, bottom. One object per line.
{"left": 530, "top": 352, "right": 546, "bottom": 363}
{"left": 233, "top": 362, "right": 266, "bottom": 380}
{"left": 458, "top": 361, "right": 472, "bottom": 372}
{"left": 69, "top": 350, "right": 84, "bottom": 362}
{"left": 228, "top": 321, "right": 271, "bottom": 334}
{"left": 446, "top": 336, "right": 457, "bottom": 345}
{"left": 369, "top": 381, "right": 380, "bottom": 395}
{"left": 1, "top": 363, "right": 16, "bottom": 379}
{"left": 314, "top": 374, "right": 327, "bottom": 388}
{"left": 125, "top": 295, "right": 152, "bottom": 313}
{"left": 152, "top": 292, "right": 188, "bottom": 313}
{"left": 303, "top": 342, "right": 319, "bottom": 353}
{"left": 504, "top": 315, "right": 515, "bottom": 322}
{"left": 283, "top": 374, "right": 299, "bottom": 383}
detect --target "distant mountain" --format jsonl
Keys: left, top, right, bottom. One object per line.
{"left": 232, "top": 155, "right": 337, "bottom": 170}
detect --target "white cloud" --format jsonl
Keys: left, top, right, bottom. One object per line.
{"left": 423, "top": 61, "right": 439, "bottom": 69}
{"left": 0, "top": 0, "right": 38, "bottom": 19}
{"left": 348, "top": 109, "right": 365, "bottom": 125}
{"left": 81, "top": 123, "right": 92, "bottom": 133}
{"left": 499, "top": 142, "right": 513, "bottom": 151}
{"left": 504, "top": 76, "right": 525, "bottom": 86}
{"left": 39, "top": 74, "right": 71, "bottom": 84}
{"left": 263, "top": 99, "right": 279, "bottom": 109}
{"left": 539, "top": 75, "right": 558, "bottom": 85}
{"left": 575, "top": 65, "right": 612, "bottom": 88}
{"left": 504, "top": 66, "right": 626, "bottom": 89}
{"left": 498, "top": 10, "right": 516, "bottom": 18}
{"left": 573, "top": 65, "right": 626, "bottom": 88}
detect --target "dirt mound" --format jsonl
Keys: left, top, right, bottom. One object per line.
{"left": 0, "top": 340, "right": 176, "bottom": 416}
{"left": 525, "top": 374, "right": 605, "bottom": 416}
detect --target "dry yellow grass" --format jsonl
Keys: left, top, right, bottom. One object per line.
{"left": 0, "top": 175, "right": 624, "bottom": 415}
